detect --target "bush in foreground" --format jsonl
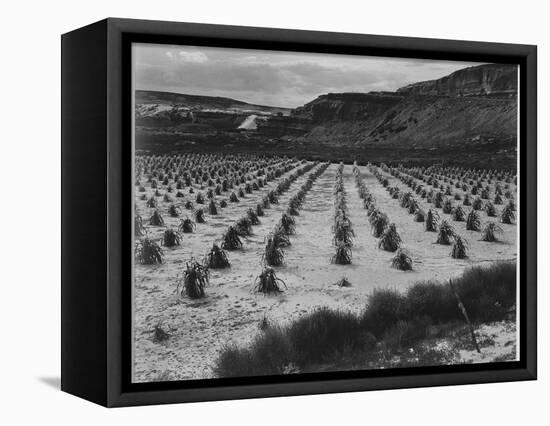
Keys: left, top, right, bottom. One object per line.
{"left": 214, "top": 262, "right": 517, "bottom": 377}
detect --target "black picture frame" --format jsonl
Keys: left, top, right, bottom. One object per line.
{"left": 61, "top": 17, "right": 537, "bottom": 407}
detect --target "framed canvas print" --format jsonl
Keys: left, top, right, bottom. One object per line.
{"left": 61, "top": 18, "right": 537, "bottom": 407}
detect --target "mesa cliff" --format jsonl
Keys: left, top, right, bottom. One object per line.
{"left": 135, "top": 63, "right": 518, "bottom": 168}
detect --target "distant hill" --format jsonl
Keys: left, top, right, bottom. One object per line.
{"left": 135, "top": 64, "right": 518, "bottom": 168}
{"left": 135, "top": 90, "right": 290, "bottom": 115}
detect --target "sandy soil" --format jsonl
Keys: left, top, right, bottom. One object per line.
{"left": 133, "top": 163, "right": 518, "bottom": 382}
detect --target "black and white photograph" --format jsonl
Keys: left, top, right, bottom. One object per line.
{"left": 132, "top": 43, "right": 519, "bottom": 383}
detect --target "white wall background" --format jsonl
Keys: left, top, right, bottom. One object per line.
{"left": 0, "top": 0, "right": 546, "bottom": 423}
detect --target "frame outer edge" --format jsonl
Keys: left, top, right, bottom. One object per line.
{"left": 98, "top": 17, "right": 537, "bottom": 407}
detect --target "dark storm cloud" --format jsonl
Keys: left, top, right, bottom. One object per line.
{"left": 134, "top": 43, "right": 484, "bottom": 108}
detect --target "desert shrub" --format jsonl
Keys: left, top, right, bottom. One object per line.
{"left": 220, "top": 199, "right": 228, "bottom": 208}
{"left": 288, "top": 308, "right": 369, "bottom": 365}
{"left": 247, "top": 208, "right": 261, "bottom": 225}
{"left": 204, "top": 243, "right": 230, "bottom": 269}
{"left": 152, "top": 322, "right": 170, "bottom": 343}
{"left": 207, "top": 199, "right": 218, "bottom": 215}
{"left": 433, "top": 192, "right": 443, "bottom": 208}
{"left": 177, "top": 261, "right": 209, "bottom": 299}
{"left": 238, "top": 188, "right": 245, "bottom": 198}
{"left": 163, "top": 229, "right": 181, "bottom": 247}
{"left": 451, "top": 235, "right": 468, "bottom": 259}
{"left": 268, "top": 190, "right": 279, "bottom": 204}
{"left": 436, "top": 220, "right": 455, "bottom": 245}
{"left": 400, "top": 192, "right": 413, "bottom": 208}
{"left": 378, "top": 223, "right": 401, "bottom": 252}
{"left": 369, "top": 210, "right": 389, "bottom": 237}
{"left": 146, "top": 196, "right": 157, "bottom": 208}
{"left": 485, "top": 201, "right": 497, "bottom": 217}
{"left": 149, "top": 210, "right": 165, "bottom": 226}
{"left": 214, "top": 327, "right": 293, "bottom": 377}
{"left": 463, "top": 194, "right": 472, "bottom": 206}
{"left": 452, "top": 262, "right": 517, "bottom": 322}
{"left": 256, "top": 204, "right": 265, "bottom": 217}
{"left": 195, "top": 193, "right": 205, "bottom": 204}
{"left": 194, "top": 208, "right": 206, "bottom": 223}
{"left": 494, "top": 193, "right": 503, "bottom": 205}
{"left": 361, "top": 289, "right": 405, "bottom": 338}
{"left": 168, "top": 204, "right": 180, "bottom": 217}
{"left": 135, "top": 214, "right": 146, "bottom": 237}
{"left": 413, "top": 209, "right": 425, "bottom": 222}
{"left": 235, "top": 216, "right": 253, "bottom": 236}
{"left": 501, "top": 204, "right": 515, "bottom": 224}
{"left": 335, "top": 277, "right": 352, "bottom": 287}
{"left": 404, "top": 282, "right": 456, "bottom": 323}
{"left": 480, "top": 188, "right": 490, "bottom": 199}
{"left": 472, "top": 197, "right": 483, "bottom": 211}
{"left": 163, "top": 193, "right": 173, "bottom": 203}
{"left": 391, "top": 249, "right": 413, "bottom": 271}
{"left": 454, "top": 193, "right": 462, "bottom": 201}
{"left": 216, "top": 261, "right": 517, "bottom": 376}
{"left": 465, "top": 209, "right": 481, "bottom": 231}
{"left": 425, "top": 209, "right": 439, "bottom": 232}
{"left": 279, "top": 213, "right": 296, "bottom": 235}
{"left": 178, "top": 217, "right": 195, "bottom": 233}
{"left": 261, "top": 196, "right": 271, "bottom": 209}
{"left": 221, "top": 226, "right": 242, "bottom": 250}
{"left": 332, "top": 242, "right": 352, "bottom": 264}
{"left": 287, "top": 199, "right": 300, "bottom": 216}
{"left": 185, "top": 200, "right": 194, "bottom": 210}
{"left": 442, "top": 198, "right": 453, "bottom": 214}
{"left": 262, "top": 230, "right": 286, "bottom": 266}
{"left": 481, "top": 222, "right": 503, "bottom": 242}
{"left": 254, "top": 267, "right": 287, "bottom": 294}
{"left": 451, "top": 206, "right": 466, "bottom": 222}
{"left": 229, "top": 192, "right": 239, "bottom": 203}
{"left": 135, "top": 238, "right": 163, "bottom": 265}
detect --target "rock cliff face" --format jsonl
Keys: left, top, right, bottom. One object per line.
{"left": 257, "top": 64, "right": 518, "bottom": 149}
{"left": 396, "top": 64, "right": 517, "bottom": 97}
{"left": 293, "top": 92, "right": 404, "bottom": 122}
{"left": 257, "top": 92, "right": 403, "bottom": 137}
{"left": 135, "top": 64, "right": 518, "bottom": 167}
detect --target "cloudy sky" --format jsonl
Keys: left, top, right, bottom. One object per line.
{"left": 133, "top": 43, "right": 485, "bottom": 108}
